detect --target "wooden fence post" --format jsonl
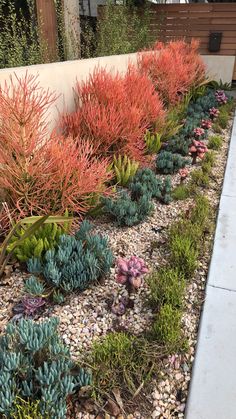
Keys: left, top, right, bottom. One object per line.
{"left": 35, "top": 0, "right": 58, "bottom": 61}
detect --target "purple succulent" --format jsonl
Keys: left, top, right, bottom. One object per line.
{"left": 116, "top": 256, "right": 149, "bottom": 290}
{"left": 215, "top": 90, "right": 228, "bottom": 105}
{"left": 22, "top": 296, "right": 45, "bottom": 315}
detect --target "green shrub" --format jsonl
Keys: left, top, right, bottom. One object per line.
{"left": 151, "top": 304, "right": 182, "bottom": 350}
{"left": 28, "top": 221, "right": 113, "bottom": 293}
{"left": 208, "top": 135, "right": 223, "bottom": 150}
{"left": 204, "top": 151, "right": 216, "bottom": 166}
{"left": 156, "top": 151, "right": 188, "bottom": 175}
{"left": 191, "top": 169, "right": 210, "bottom": 187}
{"left": 0, "top": 317, "right": 91, "bottom": 418}
{"left": 89, "top": 332, "right": 154, "bottom": 395}
{"left": 102, "top": 191, "right": 153, "bottom": 226}
{"left": 190, "top": 195, "right": 211, "bottom": 227}
{"left": 218, "top": 110, "right": 228, "bottom": 129}
{"left": 169, "top": 235, "right": 198, "bottom": 278}
{"left": 147, "top": 267, "right": 185, "bottom": 309}
{"left": 172, "top": 184, "right": 191, "bottom": 201}
{"left": 130, "top": 168, "right": 172, "bottom": 204}
{"left": 212, "top": 122, "right": 222, "bottom": 134}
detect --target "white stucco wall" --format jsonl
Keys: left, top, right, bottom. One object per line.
{"left": 0, "top": 53, "right": 234, "bottom": 132}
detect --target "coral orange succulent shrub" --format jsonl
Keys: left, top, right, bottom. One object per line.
{"left": 138, "top": 39, "right": 206, "bottom": 106}
{"left": 61, "top": 67, "right": 165, "bottom": 163}
{"left": 0, "top": 73, "right": 111, "bottom": 225}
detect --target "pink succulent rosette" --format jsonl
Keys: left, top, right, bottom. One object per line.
{"left": 215, "top": 90, "right": 228, "bottom": 105}
{"left": 179, "top": 167, "right": 189, "bottom": 180}
{"left": 193, "top": 127, "right": 205, "bottom": 138}
{"left": 116, "top": 256, "right": 149, "bottom": 290}
{"left": 189, "top": 139, "right": 208, "bottom": 164}
{"left": 201, "top": 119, "right": 212, "bottom": 130}
{"left": 209, "top": 107, "right": 220, "bottom": 119}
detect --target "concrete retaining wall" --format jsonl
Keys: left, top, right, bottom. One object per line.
{"left": 0, "top": 53, "right": 234, "bottom": 132}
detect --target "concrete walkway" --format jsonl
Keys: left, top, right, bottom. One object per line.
{"left": 185, "top": 112, "right": 236, "bottom": 419}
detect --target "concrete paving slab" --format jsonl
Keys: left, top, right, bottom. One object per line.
{"left": 185, "top": 285, "right": 236, "bottom": 419}
{"left": 221, "top": 113, "right": 236, "bottom": 197}
{"left": 208, "top": 194, "right": 236, "bottom": 291}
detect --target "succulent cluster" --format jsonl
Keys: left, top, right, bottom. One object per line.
{"left": 189, "top": 140, "right": 208, "bottom": 164}
{"left": 116, "top": 256, "right": 149, "bottom": 290}
{"left": 156, "top": 151, "right": 188, "bottom": 175}
{"left": 0, "top": 317, "right": 91, "bottom": 418}
{"left": 102, "top": 191, "right": 153, "bottom": 227}
{"left": 112, "top": 155, "right": 139, "bottom": 186}
{"left": 215, "top": 90, "right": 228, "bottom": 105}
{"left": 209, "top": 107, "right": 220, "bottom": 119}
{"left": 28, "top": 221, "right": 113, "bottom": 293}
{"left": 130, "top": 168, "right": 172, "bottom": 204}
{"left": 8, "top": 221, "right": 71, "bottom": 262}
{"left": 193, "top": 127, "right": 205, "bottom": 139}
{"left": 201, "top": 119, "right": 212, "bottom": 130}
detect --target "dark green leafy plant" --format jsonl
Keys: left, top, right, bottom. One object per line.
{"left": 28, "top": 220, "right": 113, "bottom": 293}
{"left": 156, "top": 151, "right": 188, "bottom": 175}
{"left": 147, "top": 267, "right": 185, "bottom": 309}
{"left": 165, "top": 135, "right": 191, "bottom": 156}
{"left": 130, "top": 168, "right": 172, "bottom": 204}
{"left": 0, "top": 317, "right": 91, "bottom": 418}
{"left": 102, "top": 191, "right": 153, "bottom": 227}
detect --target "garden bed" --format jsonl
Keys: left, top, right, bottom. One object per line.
{"left": 0, "top": 40, "right": 235, "bottom": 419}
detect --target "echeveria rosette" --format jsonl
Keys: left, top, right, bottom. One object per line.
{"left": 209, "top": 107, "right": 220, "bottom": 120}
{"left": 201, "top": 119, "right": 212, "bottom": 130}
{"left": 215, "top": 90, "right": 228, "bottom": 105}
{"left": 179, "top": 167, "right": 189, "bottom": 181}
{"left": 193, "top": 127, "right": 205, "bottom": 139}
{"left": 116, "top": 256, "right": 149, "bottom": 291}
{"left": 189, "top": 139, "right": 208, "bottom": 164}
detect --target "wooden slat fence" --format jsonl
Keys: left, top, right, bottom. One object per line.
{"left": 35, "top": 0, "right": 58, "bottom": 61}
{"left": 149, "top": 3, "right": 236, "bottom": 59}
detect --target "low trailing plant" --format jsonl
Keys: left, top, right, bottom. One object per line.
{"left": 147, "top": 267, "right": 185, "bottom": 309}
{"left": 102, "top": 191, "right": 153, "bottom": 227}
{"left": 151, "top": 304, "right": 183, "bottom": 351}
{"left": 208, "top": 135, "right": 223, "bottom": 150}
{"left": 28, "top": 221, "right": 113, "bottom": 293}
{"left": 112, "top": 155, "right": 139, "bottom": 186}
{"left": 0, "top": 317, "right": 91, "bottom": 418}
{"left": 156, "top": 151, "right": 188, "bottom": 175}
{"left": 10, "top": 397, "right": 46, "bottom": 419}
